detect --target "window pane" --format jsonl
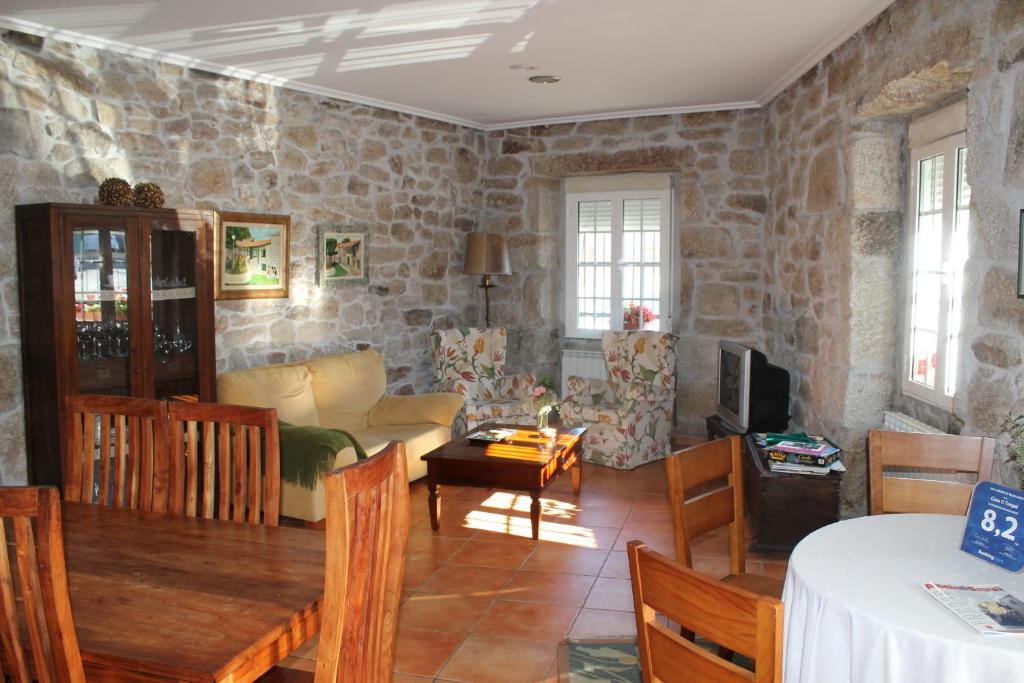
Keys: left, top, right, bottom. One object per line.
{"left": 907, "top": 152, "right": 946, "bottom": 392}
{"left": 918, "top": 154, "right": 943, "bottom": 214}
{"left": 620, "top": 198, "right": 662, "bottom": 331}
{"left": 576, "top": 200, "right": 612, "bottom": 331}
{"left": 910, "top": 329, "right": 938, "bottom": 388}
{"left": 945, "top": 147, "right": 970, "bottom": 396}
{"left": 912, "top": 272, "right": 941, "bottom": 331}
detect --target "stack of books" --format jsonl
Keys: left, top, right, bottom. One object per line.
{"left": 753, "top": 433, "right": 844, "bottom": 476}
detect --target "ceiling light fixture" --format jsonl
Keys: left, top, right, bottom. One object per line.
{"left": 529, "top": 74, "right": 560, "bottom": 84}
{"left": 509, "top": 63, "right": 538, "bottom": 71}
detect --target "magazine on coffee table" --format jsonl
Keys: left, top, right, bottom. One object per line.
{"left": 467, "top": 428, "right": 516, "bottom": 443}
{"left": 922, "top": 583, "right": 1024, "bottom": 634}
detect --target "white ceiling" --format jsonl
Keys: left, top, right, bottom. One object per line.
{"left": 0, "top": 0, "right": 894, "bottom": 129}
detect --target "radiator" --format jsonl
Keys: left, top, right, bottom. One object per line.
{"left": 882, "top": 411, "right": 943, "bottom": 434}
{"left": 561, "top": 350, "right": 605, "bottom": 396}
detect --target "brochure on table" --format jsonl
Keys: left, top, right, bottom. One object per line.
{"left": 922, "top": 583, "right": 1024, "bottom": 634}
{"left": 960, "top": 481, "right": 1024, "bottom": 572}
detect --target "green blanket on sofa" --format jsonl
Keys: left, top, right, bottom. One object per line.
{"left": 278, "top": 421, "right": 367, "bottom": 490}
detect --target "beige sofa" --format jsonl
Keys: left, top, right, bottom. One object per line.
{"left": 217, "top": 349, "right": 463, "bottom": 522}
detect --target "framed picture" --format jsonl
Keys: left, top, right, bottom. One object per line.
{"left": 1018, "top": 209, "right": 1024, "bottom": 298}
{"left": 318, "top": 226, "right": 368, "bottom": 286}
{"left": 215, "top": 212, "right": 290, "bottom": 300}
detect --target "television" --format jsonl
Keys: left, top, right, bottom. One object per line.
{"left": 715, "top": 341, "right": 790, "bottom": 433}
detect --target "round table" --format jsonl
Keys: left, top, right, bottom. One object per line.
{"left": 782, "top": 513, "right": 1024, "bottom": 683}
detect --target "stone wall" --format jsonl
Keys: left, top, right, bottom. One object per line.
{"left": 0, "top": 30, "right": 485, "bottom": 483}
{"left": 477, "top": 112, "right": 770, "bottom": 434}
{"left": 3, "top": 0, "right": 1023, "bottom": 509}
{"left": 764, "top": 0, "right": 1024, "bottom": 512}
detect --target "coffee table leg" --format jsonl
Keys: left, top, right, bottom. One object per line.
{"left": 428, "top": 481, "right": 440, "bottom": 531}
{"left": 572, "top": 455, "right": 582, "bottom": 496}
{"left": 530, "top": 491, "right": 541, "bottom": 540}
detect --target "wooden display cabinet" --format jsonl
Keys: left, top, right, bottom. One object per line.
{"left": 15, "top": 203, "right": 216, "bottom": 486}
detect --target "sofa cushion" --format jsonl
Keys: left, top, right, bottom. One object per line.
{"left": 368, "top": 393, "right": 464, "bottom": 427}
{"left": 353, "top": 423, "right": 450, "bottom": 482}
{"left": 306, "top": 350, "right": 386, "bottom": 431}
{"left": 216, "top": 364, "right": 319, "bottom": 427}
{"left": 280, "top": 423, "right": 450, "bottom": 521}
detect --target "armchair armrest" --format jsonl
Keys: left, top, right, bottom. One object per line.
{"left": 565, "top": 376, "right": 616, "bottom": 407}
{"left": 436, "top": 376, "right": 474, "bottom": 398}
{"left": 623, "top": 383, "right": 675, "bottom": 404}
{"left": 491, "top": 372, "right": 536, "bottom": 400}
{"left": 368, "top": 392, "right": 465, "bottom": 427}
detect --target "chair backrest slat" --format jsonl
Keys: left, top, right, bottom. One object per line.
{"left": 667, "top": 436, "right": 745, "bottom": 575}
{"left": 217, "top": 422, "right": 231, "bottom": 520}
{"left": 0, "top": 487, "right": 85, "bottom": 683}
{"left": 112, "top": 415, "right": 126, "bottom": 508}
{"left": 0, "top": 518, "right": 30, "bottom": 681}
{"left": 868, "top": 430, "right": 996, "bottom": 515}
{"left": 233, "top": 424, "right": 247, "bottom": 523}
{"left": 167, "top": 401, "right": 280, "bottom": 527}
{"left": 202, "top": 421, "right": 215, "bottom": 519}
{"left": 64, "top": 395, "right": 166, "bottom": 513}
{"left": 628, "top": 542, "right": 781, "bottom": 683}
{"left": 315, "top": 442, "right": 410, "bottom": 683}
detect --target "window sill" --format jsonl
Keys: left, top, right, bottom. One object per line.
{"left": 900, "top": 382, "right": 954, "bottom": 412}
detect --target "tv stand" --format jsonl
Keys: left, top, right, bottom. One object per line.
{"left": 705, "top": 415, "right": 842, "bottom": 552}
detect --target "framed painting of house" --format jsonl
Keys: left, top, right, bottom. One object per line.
{"left": 214, "top": 212, "right": 290, "bottom": 300}
{"left": 318, "top": 226, "right": 368, "bottom": 286}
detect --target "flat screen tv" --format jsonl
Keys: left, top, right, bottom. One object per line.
{"left": 716, "top": 341, "right": 790, "bottom": 433}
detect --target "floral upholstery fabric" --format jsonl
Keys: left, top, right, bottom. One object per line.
{"left": 433, "top": 327, "right": 536, "bottom": 434}
{"left": 562, "top": 331, "right": 678, "bottom": 469}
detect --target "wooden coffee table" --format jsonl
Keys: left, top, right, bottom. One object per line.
{"left": 421, "top": 423, "right": 586, "bottom": 540}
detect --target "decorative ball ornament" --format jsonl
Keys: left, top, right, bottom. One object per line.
{"left": 132, "top": 182, "right": 165, "bottom": 208}
{"left": 97, "top": 177, "right": 133, "bottom": 207}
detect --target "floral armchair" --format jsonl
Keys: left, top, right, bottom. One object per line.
{"left": 432, "top": 327, "right": 536, "bottom": 434}
{"left": 561, "top": 331, "right": 678, "bottom": 469}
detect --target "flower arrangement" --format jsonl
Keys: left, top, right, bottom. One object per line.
{"left": 623, "top": 303, "right": 656, "bottom": 330}
{"left": 532, "top": 384, "right": 559, "bottom": 415}
{"left": 531, "top": 378, "right": 560, "bottom": 431}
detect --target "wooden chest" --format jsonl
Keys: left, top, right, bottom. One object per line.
{"left": 706, "top": 416, "right": 842, "bottom": 552}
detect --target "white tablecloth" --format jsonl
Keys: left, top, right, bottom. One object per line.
{"left": 782, "top": 514, "right": 1024, "bottom": 683}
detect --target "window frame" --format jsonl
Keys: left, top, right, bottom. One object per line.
{"left": 564, "top": 186, "right": 672, "bottom": 339}
{"left": 901, "top": 129, "right": 967, "bottom": 411}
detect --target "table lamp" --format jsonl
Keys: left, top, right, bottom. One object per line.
{"left": 463, "top": 232, "right": 511, "bottom": 328}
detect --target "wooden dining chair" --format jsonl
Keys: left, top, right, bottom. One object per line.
{"left": 665, "top": 436, "right": 782, "bottom": 599}
{"left": 65, "top": 394, "right": 168, "bottom": 513}
{"left": 260, "top": 442, "right": 410, "bottom": 682}
{"left": 166, "top": 401, "right": 281, "bottom": 526}
{"left": 0, "top": 486, "right": 85, "bottom": 682}
{"left": 867, "top": 429, "right": 996, "bottom": 515}
{"left": 628, "top": 541, "right": 782, "bottom": 683}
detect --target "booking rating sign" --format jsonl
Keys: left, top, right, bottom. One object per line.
{"left": 961, "top": 481, "right": 1024, "bottom": 572}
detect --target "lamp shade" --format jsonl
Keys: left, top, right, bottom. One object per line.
{"left": 463, "top": 232, "right": 511, "bottom": 276}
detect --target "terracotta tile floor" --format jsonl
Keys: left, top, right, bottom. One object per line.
{"left": 283, "top": 459, "right": 789, "bottom": 682}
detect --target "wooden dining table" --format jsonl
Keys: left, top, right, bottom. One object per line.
{"left": 61, "top": 501, "right": 326, "bottom": 682}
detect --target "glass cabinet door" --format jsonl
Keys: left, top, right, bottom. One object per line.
{"left": 72, "top": 223, "right": 133, "bottom": 395}
{"left": 148, "top": 219, "right": 201, "bottom": 399}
